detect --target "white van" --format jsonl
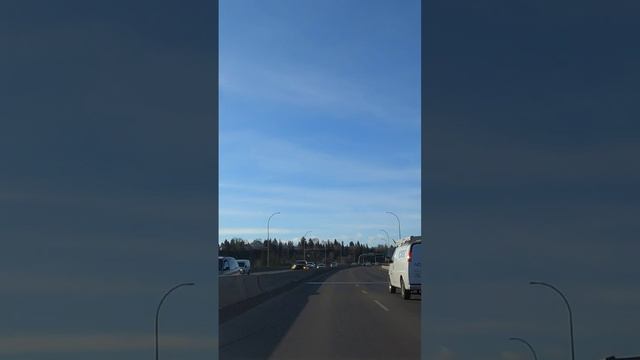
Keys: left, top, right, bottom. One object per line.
{"left": 218, "top": 256, "right": 242, "bottom": 276}
{"left": 388, "top": 236, "right": 422, "bottom": 300}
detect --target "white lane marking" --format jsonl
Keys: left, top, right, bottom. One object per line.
{"left": 373, "top": 300, "right": 389, "bottom": 312}
{"left": 305, "top": 281, "right": 387, "bottom": 285}
{"left": 361, "top": 290, "right": 368, "bottom": 294}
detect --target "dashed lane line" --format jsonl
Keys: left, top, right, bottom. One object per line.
{"left": 373, "top": 299, "right": 389, "bottom": 312}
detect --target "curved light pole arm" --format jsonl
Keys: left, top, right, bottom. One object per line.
{"left": 530, "top": 281, "right": 574, "bottom": 360}
{"left": 266, "top": 212, "right": 280, "bottom": 267}
{"left": 385, "top": 211, "right": 401, "bottom": 241}
{"left": 509, "top": 337, "right": 538, "bottom": 360}
{"left": 379, "top": 229, "right": 390, "bottom": 247}
{"left": 155, "top": 282, "right": 195, "bottom": 360}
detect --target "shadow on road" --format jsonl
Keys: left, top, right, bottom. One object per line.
{"left": 219, "top": 270, "right": 337, "bottom": 360}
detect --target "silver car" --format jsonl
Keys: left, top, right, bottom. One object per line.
{"left": 237, "top": 259, "right": 251, "bottom": 275}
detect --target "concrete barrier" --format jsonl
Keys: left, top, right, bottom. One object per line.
{"left": 218, "top": 275, "right": 249, "bottom": 308}
{"left": 219, "top": 269, "right": 333, "bottom": 309}
{"left": 242, "top": 275, "right": 262, "bottom": 299}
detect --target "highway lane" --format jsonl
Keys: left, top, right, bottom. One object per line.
{"left": 219, "top": 266, "right": 421, "bottom": 360}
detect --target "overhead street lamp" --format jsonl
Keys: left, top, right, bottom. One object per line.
{"left": 509, "top": 337, "right": 538, "bottom": 360}
{"left": 386, "top": 211, "right": 401, "bottom": 241}
{"left": 324, "top": 239, "right": 327, "bottom": 264}
{"left": 379, "top": 229, "right": 390, "bottom": 247}
{"left": 379, "top": 229, "right": 392, "bottom": 262}
{"left": 155, "top": 282, "right": 195, "bottom": 360}
{"left": 530, "top": 281, "right": 575, "bottom": 360}
{"left": 266, "top": 212, "right": 280, "bottom": 268}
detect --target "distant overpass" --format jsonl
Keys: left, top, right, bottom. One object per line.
{"left": 357, "top": 252, "right": 388, "bottom": 264}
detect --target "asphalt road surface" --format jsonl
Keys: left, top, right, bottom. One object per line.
{"left": 219, "top": 265, "right": 421, "bottom": 360}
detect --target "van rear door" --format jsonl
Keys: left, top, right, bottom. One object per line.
{"left": 409, "top": 242, "right": 422, "bottom": 286}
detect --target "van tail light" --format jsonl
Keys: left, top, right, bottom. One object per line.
{"left": 407, "top": 247, "right": 413, "bottom": 262}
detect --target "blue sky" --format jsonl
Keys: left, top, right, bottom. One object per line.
{"left": 219, "top": 0, "right": 421, "bottom": 246}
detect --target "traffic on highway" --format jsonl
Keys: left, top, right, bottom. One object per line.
{"left": 218, "top": 236, "right": 422, "bottom": 359}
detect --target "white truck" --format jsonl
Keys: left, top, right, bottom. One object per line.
{"left": 388, "top": 236, "right": 422, "bottom": 300}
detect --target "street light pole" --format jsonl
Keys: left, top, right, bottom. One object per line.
{"left": 386, "top": 211, "right": 401, "bottom": 241}
{"left": 379, "top": 229, "right": 390, "bottom": 247}
{"left": 266, "top": 212, "right": 280, "bottom": 268}
{"left": 324, "top": 239, "right": 327, "bottom": 264}
{"left": 530, "top": 281, "right": 575, "bottom": 360}
{"left": 155, "top": 282, "right": 195, "bottom": 360}
{"left": 509, "top": 337, "right": 538, "bottom": 360}
{"left": 302, "top": 231, "right": 311, "bottom": 260}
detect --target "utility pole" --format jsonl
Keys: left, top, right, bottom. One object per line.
{"left": 266, "top": 212, "right": 280, "bottom": 268}
{"left": 324, "top": 240, "right": 327, "bottom": 264}
{"left": 302, "top": 231, "right": 311, "bottom": 261}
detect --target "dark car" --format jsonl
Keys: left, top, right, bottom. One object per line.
{"left": 291, "top": 260, "right": 308, "bottom": 270}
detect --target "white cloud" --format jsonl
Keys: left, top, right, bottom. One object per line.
{"left": 219, "top": 182, "right": 420, "bottom": 213}
{"left": 218, "top": 208, "right": 267, "bottom": 217}
{"left": 220, "top": 58, "right": 418, "bottom": 125}
{"left": 218, "top": 227, "right": 294, "bottom": 236}
{"left": 220, "top": 130, "right": 420, "bottom": 185}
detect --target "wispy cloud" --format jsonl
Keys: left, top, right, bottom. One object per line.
{"left": 220, "top": 57, "right": 419, "bottom": 125}
{"left": 220, "top": 130, "right": 420, "bottom": 185}
{"left": 220, "top": 182, "right": 420, "bottom": 212}
{"left": 218, "top": 227, "right": 295, "bottom": 236}
{"left": 218, "top": 182, "right": 420, "bottom": 242}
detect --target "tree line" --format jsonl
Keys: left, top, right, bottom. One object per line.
{"left": 218, "top": 237, "right": 392, "bottom": 268}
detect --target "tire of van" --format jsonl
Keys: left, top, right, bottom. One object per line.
{"left": 401, "top": 278, "right": 411, "bottom": 300}
{"left": 389, "top": 281, "right": 396, "bottom": 294}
